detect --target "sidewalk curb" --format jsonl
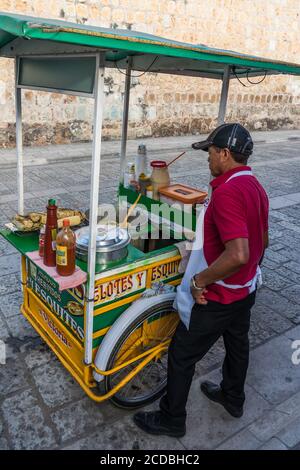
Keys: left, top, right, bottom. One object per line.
{"left": 0, "top": 135, "right": 299, "bottom": 169}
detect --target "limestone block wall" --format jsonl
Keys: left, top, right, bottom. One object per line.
{"left": 0, "top": 0, "right": 299, "bottom": 147}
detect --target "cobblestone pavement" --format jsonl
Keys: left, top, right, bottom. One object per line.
{"left": 0, "top": 131, "right": 300, "bottom": 450}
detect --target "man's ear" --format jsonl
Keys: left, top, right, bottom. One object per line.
{"left": 223, "top": 148, "right": 232, "bottom": 161}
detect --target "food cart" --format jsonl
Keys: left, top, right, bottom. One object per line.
{"left": 0, "top": 13, "right": 299, "bottom": 408}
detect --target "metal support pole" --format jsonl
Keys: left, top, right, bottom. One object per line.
{"left": 207, "top": 65, "right": 231, "bottom": 199}
{"left": 119, "top": 56, "right": 132, "bottom": 185}
{"left": 85, "top": 53, "right": 105, "bottom": 365}
{"left": 217, "top": 65, "right": 231, "bottom": 125}
{"left": 15, "top": 58, "right": 24, "bottom": 215}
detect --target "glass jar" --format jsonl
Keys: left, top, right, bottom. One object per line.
{"left": 150, "top": 161, "right": 170, "bottom": 200}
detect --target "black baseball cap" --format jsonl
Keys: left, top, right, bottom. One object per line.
{"left": 192, "top": 123, "right": 253, "bottom": 156}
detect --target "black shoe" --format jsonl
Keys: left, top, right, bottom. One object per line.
{"left": 200, "top": 381, "right": 243, "bottom": 418}
{"left": 133, "top": 411, "right": 186, "bottom": 437}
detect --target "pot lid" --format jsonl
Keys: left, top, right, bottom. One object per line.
{"left": 75, "top": 225, "right": 130, "bottom": 252}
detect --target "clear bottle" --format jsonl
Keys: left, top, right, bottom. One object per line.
{"left": 135, "top": 144, "right": 147, "bottom": 179}
{"left": 124, "top": 162, "right": 136, "bottom": 188}
{"left": 56, "top": 219, "right": 76, "bottom": 276}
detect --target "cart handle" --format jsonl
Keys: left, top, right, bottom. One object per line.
{"left": 90, "top": 343, "right": 169, "bottom": 401}
{"left": 91, "top": 339, "right": 170, "bottom": 376}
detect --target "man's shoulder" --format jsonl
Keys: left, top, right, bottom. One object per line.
{"left": 212, "top": 175, "right": 268, "bottom": 204}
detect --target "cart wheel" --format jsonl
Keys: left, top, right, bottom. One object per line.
{"left": 104, "top": 300, "right": 179, "bottom": 409}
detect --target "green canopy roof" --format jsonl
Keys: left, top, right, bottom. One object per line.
{"left": 0, "top": 12, "right": 300, "bottom": 79}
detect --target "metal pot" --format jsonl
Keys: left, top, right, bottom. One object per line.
{"left": 75, "top": 225, "right": 131, "bottom": 266}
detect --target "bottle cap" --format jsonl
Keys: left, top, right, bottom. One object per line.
{"left": 63, "top": 219, "right": 70, "bottom": 227}
{"left": 138, "top": 144, "right": 147, "bottom": 154}
{"left": 48, "top": 199, "right": 56, "bottom": 206}
{"left": 150, "top": 160, "right": 167, "bottom": 168}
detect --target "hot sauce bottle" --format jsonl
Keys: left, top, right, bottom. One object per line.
{"left": 56, "top": 219, "right": 76, "bottom": 276}
{"left": 43, "top": 199, "right": 58, "bottom": 267}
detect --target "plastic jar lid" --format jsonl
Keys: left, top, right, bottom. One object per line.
{"left": 150, "top": 160, "right": 167, "bottom": 168}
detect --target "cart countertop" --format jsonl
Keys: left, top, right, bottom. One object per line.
{"left": 0, "top": 228, "right": 180, "bottom": 275}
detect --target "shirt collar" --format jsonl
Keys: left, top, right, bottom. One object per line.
{"left": 210, "top": 166, "right": 252, "bottom": 190}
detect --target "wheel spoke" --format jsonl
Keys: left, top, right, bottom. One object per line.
{"left": 106, "top": 304, "right": 179, "bottom": 406}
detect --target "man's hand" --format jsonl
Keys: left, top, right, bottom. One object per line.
{"left": 191, "top": 287, "right": 208, "bottom": 305}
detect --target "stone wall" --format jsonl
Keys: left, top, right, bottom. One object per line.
{"left": 0, "top": 0, "right": 299, "bottom": 147}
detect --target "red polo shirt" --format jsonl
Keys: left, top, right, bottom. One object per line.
{"left": 203, "top": 166, "right": 269, "bottom": 304}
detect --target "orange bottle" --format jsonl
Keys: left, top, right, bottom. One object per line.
{"left": 43, "top": 199, "right": 58, "bottom": 267}
{"left": 56, "top": 219, "right": 76, "bottom": 276}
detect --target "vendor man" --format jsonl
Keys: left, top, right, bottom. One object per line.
{"left": 133, "top": 123, "right": 269, "bottom": 437}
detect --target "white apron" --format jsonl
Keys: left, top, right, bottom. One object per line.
{"left": 174, "top": 170, "right": 262, "bottom": 330}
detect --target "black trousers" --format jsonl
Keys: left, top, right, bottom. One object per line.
{"left": 159, "top": 291, "right": 256, "bottom": 427}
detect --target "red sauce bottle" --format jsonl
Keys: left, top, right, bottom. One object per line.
{"left": 56, "top": 219, "right": 76, "bottom": 276}
{"left": 43, "top": 199, "right": 58, "bottom": 267}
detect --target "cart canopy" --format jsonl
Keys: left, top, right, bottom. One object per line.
{"left": 0, "top": 12, "right": 300, "bottom": 79}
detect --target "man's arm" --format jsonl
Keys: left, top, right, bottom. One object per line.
{"left": 193, "top": 238, "right": 249, "bottom": 295}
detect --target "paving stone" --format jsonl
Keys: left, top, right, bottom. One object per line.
{"left": 280, "top": 230, "right": 300, "bottom": 244}
{"left": 257, "top": 287, "right": 300, "bottom": 323}
{"left": 0, "top": 438, "right": 9, "bottom": 450}
{"left": 258, "top": 438, "right": 288, "bottom": 450}
{"left": 261, "top": 258, "right": 280, "bottom": 270}
{"left": 246, "top": 332, "right": 300, "bottom": 405}
{"left": 280, "top": 284, "right": 300, "bottom": 305}
{"left": 265, "top": 249, "right": 291, "bottom": 265}
{"left": 0, "top": 291, "right": 24, "bottom": 319}
{"left": 0, "top": 203, "right": 15, "bottom": 218}
{"left": 268, "top": 227, "right": 284, "bottom": 240}
{"left": 6, "top": 314, "right": 38, "bottom": 341}
{"left": 216, "top": 429, "right": 261, "bottom": 450}
{"left": 275, "top": 267, "right": 300, "bottom": 285}
{"left": 50, "top": 397, "right": 106, "bottom": 443}
{"left": 31, "top": 361, "right": 85, "bottom": 407}
{"left": 1, "top": 389, "right": 56, "bottom": 450}
{"left": 0, "top": 274, "right": 21, "bottom": 296}
{"left": 248, "top": 409, "right": 299, "bottom": 443}
{"left": 24, "top": 341, "right": 56, "bottom": 370}
{"left": 251, "top": 302, "right": 292, "bottom": 335}
{"left": 285, "top": 193, "right": 300, "bottom": 204}
{"left": 277, "top": 220, "right": 300, "bottom": 234}
{"left": 280, "top": 234, "right": 300, "bottom": 250}
{"left": 277, "top": 247, "right": 300, "bottom": 263}
{"left": 283, "top": 262, "right": 300, "bottom": 275}
{"left": 179, "top": 371, "right": 269, "bottom": 450}
{"left": 63, "top": 415, "right": 185, "bottom": 450}
{"left": 261, "top": 268, "right": 294, "bottom": 291}
{"left": 277, "top": 417, "right": 300, "bottom": 448}
{"left": 0, "top": 314, "right": 9, "bottom": 341}
{"left": 0, "top": 356, "right": 29, "bottom": 396}
{"left": 270, "top": 211, "right": 292, "bottom": 223}
{"left": 276, "top": 390, "right": 300, "bottom": 416}
{"left": 0, "top": 254, "right": 21, "bottom": 277}
{"left": 269, "top": 197, "right": 297, "bottom": 210}
{"left": 284, "top": 325, "right": 300, "bottom": 341}
{"left": 0, "top": 237, "right": 17, "bottom": 256}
